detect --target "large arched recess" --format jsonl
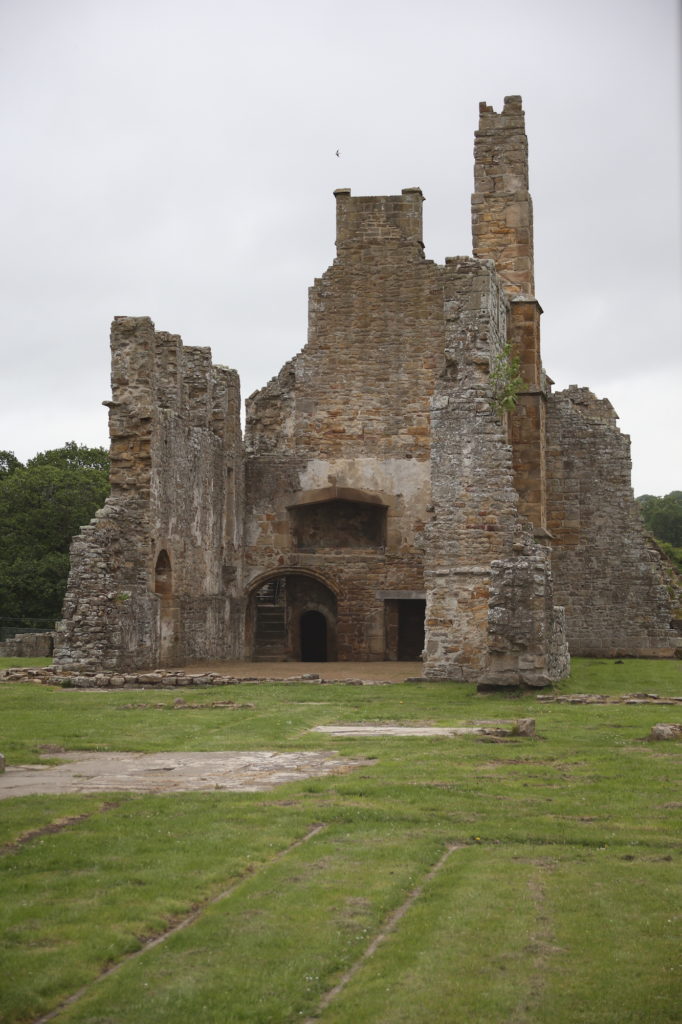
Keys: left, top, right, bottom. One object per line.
{"left": 247, "top": 569, "right": 338, "bottom": 662}
{"left": 287, "top": 487, "right": 388, "bottom": 552}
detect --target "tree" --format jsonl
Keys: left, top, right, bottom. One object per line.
{"left": 636, "top": 491, "right": 682, "bottom": 547}
{"left": 0, "top": 443, "right": 110, "bottom": 626}
{"left": 28, "top": 441, "right": 109, "bottom": 473}
{"left": 0, "top": 450, "right": 22, "bottom": 480}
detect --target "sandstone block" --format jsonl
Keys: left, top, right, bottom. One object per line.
{"left": 648, "top": 723, "right": 682, "bottom": 741}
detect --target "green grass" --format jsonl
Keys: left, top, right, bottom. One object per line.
{"left": 0, "top": 656, "right": 52, "bottom": 669}
{"left": 0, "top": 657, "right": 680, "bottom": 1022}
{"left": 559, "top": 656, "right": 682, "bottom": 696}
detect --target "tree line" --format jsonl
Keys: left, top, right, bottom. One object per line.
{"left": 0, "top": 443, "right": 109, "bottom": 631}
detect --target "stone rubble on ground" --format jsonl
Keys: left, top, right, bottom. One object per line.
{"left": 647, "top": 723, "right": 682, "bottom": 741}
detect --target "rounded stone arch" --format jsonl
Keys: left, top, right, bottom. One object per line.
{"left": 247, "top": 568, "right": 338, "bottom": 662}
{"left": 247, "top": 566, "right": 340, "bottom": 599}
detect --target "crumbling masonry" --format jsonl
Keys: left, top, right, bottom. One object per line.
{"left": 54, "top": 96, "right": 678, "bottom": 685}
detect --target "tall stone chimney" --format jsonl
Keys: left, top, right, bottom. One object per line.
{"left": 472, "top": 95, "right": 534, "bottom": 298}
{"left": 473, "top": 96, "right": 546, "bottom": 530}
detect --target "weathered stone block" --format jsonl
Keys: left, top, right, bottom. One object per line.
{"left": 648, "top": 724, "right": 682, "bottom": 741}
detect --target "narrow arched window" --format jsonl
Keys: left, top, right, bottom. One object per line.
{"left": 154, "top": 550, "right": 172, "bottom": 597}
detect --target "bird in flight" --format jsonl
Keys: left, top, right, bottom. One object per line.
{"left": 335, "top": 149, "right": 340, "bottom": 158}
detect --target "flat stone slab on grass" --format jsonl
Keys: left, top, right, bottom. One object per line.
{"left": 312, "top": 719, "right": 535, "bottom": 738}
{"left": 0, "top": 750, "right": 372, "bottom": 799}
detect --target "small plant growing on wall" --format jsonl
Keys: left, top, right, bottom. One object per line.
{"left": 489, "top": 342, "right": 524, "bottom": 416}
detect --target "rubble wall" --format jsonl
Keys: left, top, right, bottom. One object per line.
{"left": 424, "top": 257, "right": 568, "bottom": 684}
{"left": 54, "top": 317, "right": 243, "bottom": 670}
{"left": 0, "top": 631, "right": 54, "bottom": 658}
{"left": 546, "top": 386, "right": 676, "bottom": 657}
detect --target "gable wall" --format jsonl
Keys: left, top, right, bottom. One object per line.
{"left": 55, "top": 316, "right": 243, "bottom": 670}
{"left": 243, "top": 189, "right": 443, "bottom": 660}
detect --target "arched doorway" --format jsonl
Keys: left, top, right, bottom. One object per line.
{"left": 300, "top": 610, "right": 327, "bottom": 661}
{"left": 249, "top": 572, "right": 337, "bottom": 661}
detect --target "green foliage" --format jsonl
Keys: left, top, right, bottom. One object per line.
{"left": 636, "top": 490, "right": 682, "bottom": 547}
{"left": 0, "top": 443, "right": 110, "bottom": 625}
{"left": 27, "top": 440, "right": 110, "bottom": 474}
{"left": 656, "top": 540, "right": 682, "bottom": 572}
{"left": 0, "top": 657, "right": 52, "bottom": 669}
{"left": 489, "top": 342, "right": 525, "bottom": 416}
{"left": 0, "top": 450, "right": 22, "bottom": 480}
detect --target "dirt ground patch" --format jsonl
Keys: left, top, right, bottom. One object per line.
{"left": 173, "top": 661, "right": 425, "bottom": 683}
{"left": 0, "top": 750, "right": 373, "bottom": 799}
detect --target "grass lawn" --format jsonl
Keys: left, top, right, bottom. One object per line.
{"left": 0, "top": 657, "right": 52, "bottom": 670}
{"left": 0, "top": 658, "right": 680, "bottom": 1023}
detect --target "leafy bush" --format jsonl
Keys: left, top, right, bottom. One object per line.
{"left": 489, "top": 342, "right": 524, "bottom": 416}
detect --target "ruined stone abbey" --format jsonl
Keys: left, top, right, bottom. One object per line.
{"left": 54, "top": 96, "right": 678, "bottom": 685}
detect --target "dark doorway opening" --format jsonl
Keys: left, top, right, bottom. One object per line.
{"left": 398, "top": 600, "right": 426, "bottom": 661}
{"left": 300, "top": 610, "right": 328, "bottom": 662}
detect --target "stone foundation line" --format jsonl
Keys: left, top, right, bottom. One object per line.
{"left": 32, "top": 823, "right": 327, "bottom": 1024}
{"left": 0, "top": 667, "right": 413, "bottom": 688}
{"left": 304, "top": 843, "right": 462, "bottom": 1024}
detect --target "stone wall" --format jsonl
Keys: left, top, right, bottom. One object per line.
{"left": 423, "top": 257, "right": 568, "bottom": 684}
{"left": 0, "top": 631, "right": 54, "bottom": 658}
{"left": 546, "top": 386, "right": 677, "bottom": 657}
{"left": 54, "top": 317, "right": 243, "bottom": 670}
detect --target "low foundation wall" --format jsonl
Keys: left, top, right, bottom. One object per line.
{"left": 0, "top": 632, "right": 54, "bottom": 658}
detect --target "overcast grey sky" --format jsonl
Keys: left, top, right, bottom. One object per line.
{"left": 1, "top": 0, "right": 680, "bottom": 495}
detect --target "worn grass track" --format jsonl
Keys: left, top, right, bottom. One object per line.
{"left": 0, "top": 658, "right": 680, "bottom": 1023}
